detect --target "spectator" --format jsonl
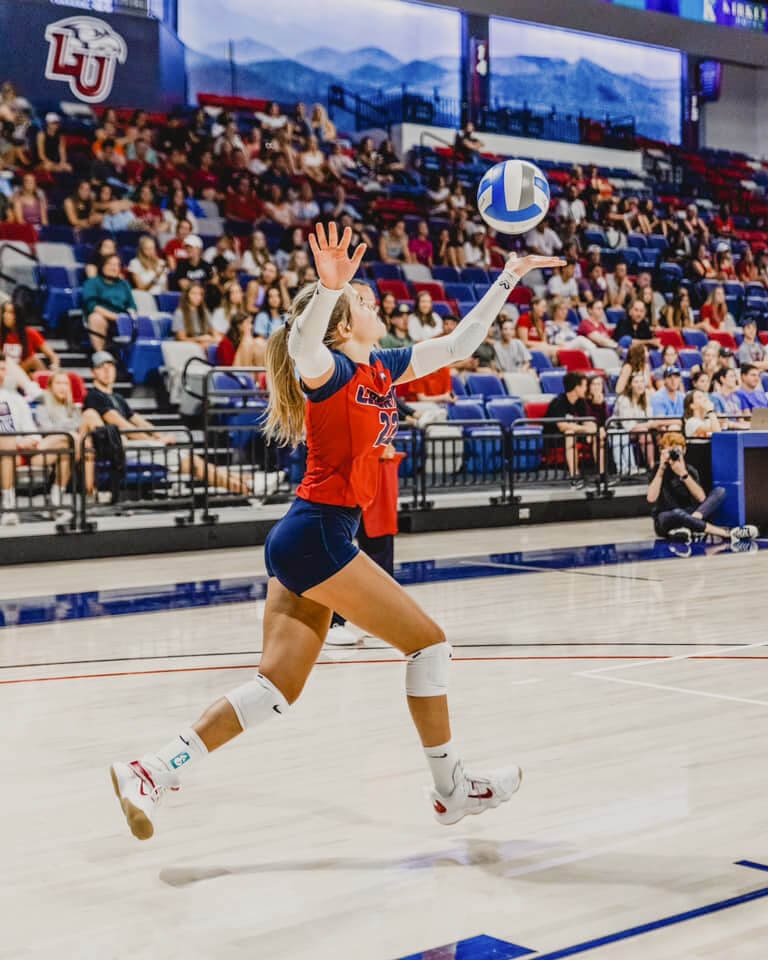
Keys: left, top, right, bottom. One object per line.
{"left": 355, "top": 136, "right": 379, "bottom": 180}
{"left": 633, "top": 199, "right": 658, "bottom": 236}
{"left": 172, "top": 235, "right": 214, "bottom": 292}
{"left": 82, "top": 254, "right": 137, "bottom": 352}
{"left": 547, "top": 297, "right": 594, "bottom": 354}
{"left": 681, "top": 203, "right": 709, "bottom": 245}
{"left": 525, "top": 217, "right": 562, "bottom": 256}
{"left": 454, "top": 121, "right": 484, "bottom": 167}
{"left": 0, "top": 300, "right": 58, "bottom": 373}
{"left": 736, "top": 316, "right": 768, "bottom": 370}
{"left": 409, "top": 220, "right": 434, "bottom": 267}
{"left": 63, "top": 180, "right": 103, "bottom": 231}
{"left": 292, "top": 103, "right": 311, "bottom": 145}
{"left": 441, "top": 213, "right": 468, "bottom": 269}
{"left": 664, "top": 287, "right": 693, "bottom": 329}
{"left": 12, "top": 172, "right": 48, "bottom": 228}
{"left": 377, "top": 138, "right": 406, "bottom": 180}
{"left": 606, "top": 259, "right": 635, "bottom": 309}
{"left": 616, "top": 342, "right": 654, "bottom": 394}
{"left": 715, "top": 250, "right": 736, "bottom": 282}
{"left": 172, "top": 283, "right": 218, "bottom": 348}
{"left": 636, "top": 271, "right": 667, "bottom": 318}
{"left": 216, "top": 312, "right": 264, "bottom": 368}
{"left": 690, "top": 370, "right": 711, "bottom": 393}
{"left": 398, "top": 361, "right": 454, "bottom": 404}
{"left": 577, "top": 300, "right": 619, "bottom": 351}
{"left": 127, "top": 236, "right": 168, "bottom": 295}
{"left": 736, "top": 363, "right": 768, "bottom": 410}
{"left": 35, "top": 113, "right": 71, "bottom": 174}
{"left": 300, "top": 135, "right": 328, "bottom": 183}
{"left": 162, "top": 185, "right": 198, "bottom": 235}
{"left": 204, "top": 234, "right": 239, "bottom": 272}
{"left": 614, "top": 298, "right": 660, "bottom": 348}
{"left": 683, "top": 388, "right": 721, "bottom": 438}
{"left": 650, "top": 365, "right": 684, "bottom": 419}
{"left": 556, "top": 184, "right": 587, "bottom": 225}
{"left": 379, "top": 220, "right": 412, "bottom": 264}
{"left": 713, "top": 202, "right": 735, "bottom": 237}
{"left": 327, "top": 143, "right": 358, "bottom": 183}
{"left": 323, "top": 183, "right": 361, "bottom": 221}
{"left": 578, "top": 263, "right": 608, "bottom": 305}
{"left": 256, "top": 101, "right": 287, "bottom": 132}
{"left": 189, "top": 148, "right": 220, "bottom": 197}
{"left": 463, "top": 227, "right": 491, "bottom": 268}
{"left": 379, "top": 292, "right": 397, "bottom": 331}
{"left": 517, "top": 297, "right": 556, "bottom": 358}
{"left": 738, "top": 247, "right": 760, "bottom": 283}
{"left": 35, "top": 371, "right": 98, "bottom": 500}
{"left": 495, "top": 317, "right": 531, "bottom": 372}
{"left": 427, "top": 175, "right": 450, "bottom": 215}
{"left": 408, "top": 291, "right": 443, "bottom": 342}
{"left": 0, "top": 352, "right": 43, "bottom": 525}
{"left": 85, "top": 237, "right": 118, "bottom": 280}
{"left": 546, "top": 371, "right": 604, "bottom": 488}
{"left": 254, "top": 286, "right": 287, "bottom": 340}
{"left": 712, "top": 368, "right": 749, "bottom": 428}
{"left": 262, "top": 184, "right": 293, "bottom": 229}
{"left": 585, "top": 374, "right": 608, "bottom": 428}
{"left": 651, "top": 344, "right": 682, "bottom": 388}
{"left": 225, "top": 174, "right": 264, "bottom": 224}
{"left": 612, "top": 371, "right": 658, "bottom": 473}
{"left": 91, "top": 138, "right": 125, "bottom": 186}
{"left": 381, "top": 303, "right": 414, "bottom": 349}
{"left": 696, "top": 343, "right": 723, "bottom": 381}
{"left": 214, "top": 118, "right": 245, "bottom": 158}
{"left": 163, "top": 219, "right": 193, "bottom": 272}
{"left": 84, "top": 351, "right": 251, "bottom": 495}
{"left": 689, "top": 242, "right": 716, "bottom": 281}
{"left": 245, "top": 261, "right": 289, "bottom": 315}
{"left": 472, "top": 328, "right": 499, "bottom": 373}
{"left": 211, "top": 281, "right": 246, "bottom": 335}
{"left": 310, "top": 103, "right": 336, "bottom": 143}
{"left": 547, "top": 259, "right": 579, "bottom": 303}
{"left": 281, "top": 249, "right": 312, "bottom": 297}
{"left": 698, "top": 285, "right": 733, "bottom": 334}
{"left": 292, "top": 181, "right": 320, "bottom": 224}
{"left": 132, "top": 183, "right": 163, "bottom": 235}
{"left": 646, "top": 432, "right": 755, "bottom": 545}
{"left": 241, "top": 231, "right": 271, "bottom": 278}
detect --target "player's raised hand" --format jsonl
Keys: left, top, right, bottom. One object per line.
{"left": 308, "top": 222, "right": 367, "bottom": 291}
{"left": 504, "top": 252, "right": 567, "bottom": 277}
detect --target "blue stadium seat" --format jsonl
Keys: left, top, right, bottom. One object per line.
{"left": 39, "top": 265, "right": 71, "bottom": 288}
{"left": 627, "top": 234, "right": 647, "bottom": 250}
{"left": 457, "top": 301, "right": 476, "bottom": 316}
{"left": 370, "top": 262, "right": 403, "bottom": 281}
{"left": 606, "top": 307, "right": 626, "bottom": 328}
{"left": 460, "top": 267, "right": 489, "bottom": 284}
{"left": 43, "top": 287, "right": 79, "bottom": 330}
{"left": 432, "top": 266, "right": 459, "bottom": 284}
{"left": 678, "top": 349, "right": 702, "bottom": 370}
{"left": 444, "top": 283, "right": 475, "bottom": 302}
{"left": 473, "top": 284, "right": 492, "bottom": 301}
{"left": 448, "top": 399, "right": 486, "bottom": 421}
{"left": 432, "top": 301, "right": 454, "bottom": 318}
{"left": 486, "top": 397, "right": 525, "bottom": 429}
{"left": 539, "top": 370, "right": 565, "bottom": 393}
{"left": 157, "top": 292, "right": 181, "bottom": 314}
{"left": 450, "top": 374, "right": 467, "bottom": 397}
{"left": 647, "top": 235, "right": 668, "bottom": 252}
{"left": 583, "top": 229, "right": 607, "bottom": 247}
{"left": 466, "top": 373, "right": 506, "bottom": 398}
{"left": 682, "top": 329, "right": 708, "bottom": 349}
{"left": 529, "top": 351, "right": 554, "bottom": 373}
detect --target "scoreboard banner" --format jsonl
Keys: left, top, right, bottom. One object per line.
{"left": 600, "top": 0, "right": 768, "bottom": 32}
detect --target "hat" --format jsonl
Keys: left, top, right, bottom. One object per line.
{"left": 45, "top": 112, "right": 61, "bottom": 124}
{"left": 397, "top": 303, "right": 410, "bottom": 314}
{"left": 743, "top": 315, "right": 758, "bottom": 326}
{"left": 662, "top": 365, "right": 682, "bottom": 377}
{"left": 91, "top": 351, "right": 116, "bottom": 368}
{"left": 184, "top": 235, "right": 203, "bottom": 249}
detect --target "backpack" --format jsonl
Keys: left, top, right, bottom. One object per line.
{"left": 89, "top": 424, "right": 126, "bottom": 503}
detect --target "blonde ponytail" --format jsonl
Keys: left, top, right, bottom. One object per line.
{"left": 264, "top": 281, "right": 357, "bottom": 447}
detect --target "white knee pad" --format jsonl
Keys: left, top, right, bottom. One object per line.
{"left": 405, "top": 642, "right": 452, "bottom": 697}
{"left": 225, "top": 672, "right": 290, "bottom": 730}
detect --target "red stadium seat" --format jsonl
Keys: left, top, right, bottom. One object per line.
{"left": 708, "top": 330, "right": 738, "bottom": 351}
{"left": 509, "top": 286, "right": 532, "bottom": 306}
{"left": 657, "top": 329, "right": 686, "bottom": 350}
{"left": 412, "top": 281, "right": 445, "bottom": 301}
{"left": 33, "top": 371, "right": 86, "bottom": 405}
{"left": 556, "top": 349, "right": 592, "bottom": 372}
{"left": 376, "top": 279, "right": 410, "bottom": 300}
{"left": 524, "top": 400, "right": 552, "bottom": 420}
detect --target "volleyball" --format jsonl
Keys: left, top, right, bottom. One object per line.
{"left": 477, "top": 159, "right": 551, "bottom": 235}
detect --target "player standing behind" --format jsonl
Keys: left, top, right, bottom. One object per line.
{"left": 111, "top": 224, "right": 564, "bottom": 839}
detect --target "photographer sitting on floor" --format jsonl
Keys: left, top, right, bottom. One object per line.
{"left": 646, "top": 432, "right": 757, "bottom": 546}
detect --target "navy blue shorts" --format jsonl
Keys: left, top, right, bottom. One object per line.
{"left": 264, "top": 497, "right": 362, "bottom": 596}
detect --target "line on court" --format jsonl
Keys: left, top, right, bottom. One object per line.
{"left": 458, "top": 559, "right": 663, "bottom": 583}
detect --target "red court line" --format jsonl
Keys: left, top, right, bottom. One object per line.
{"left": 1, "top": 654, "right": 766, "bottom": 685}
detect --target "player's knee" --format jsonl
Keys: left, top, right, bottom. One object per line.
{"left": 405, "top": 639, "right": 452, "bottom": 698}
{"left": 225, "top": 672, "right": 290, "bottom": 729}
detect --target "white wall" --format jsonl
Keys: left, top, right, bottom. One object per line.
{"left": 395, "top": 123, "right": 644, "bottom": 172}
{"left": 702, "top": 64, "right": 761, "bottom": 158}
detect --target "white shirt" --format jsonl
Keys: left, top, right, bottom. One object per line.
{"left": 525, "top": 227, "right": 562, "bottom": 256}
{"left": 557, "top": 197, "right": 587, "bottom": 224}
{"left": 0, "top": 387, "right": 39, "bottom": 436}
{"left": 547, "top": 274, "right": 579, "bottom": 299}
{"left": 408, "top": 313, "right": 443, "bottom": 342}
{"left": 128, "top": 257, "right": 168, "bottom": 295}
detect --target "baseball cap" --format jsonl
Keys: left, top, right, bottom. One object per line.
{"left": 743, "top": 315, "right": 758, "bottom": 326}
{"left": 91, "top": 351, "right": 116, "bottom": 368}
{"left": 45, "top": 112, "right": 61, "bottom": 124}
{"left": 662, "top": 365, "right": 682, "bottom": 377}
{"left": 397, "top": 303, "right": 410, "bottom": 314}
{"left": 184, "top": 235, "right": 203, "bottom": 249}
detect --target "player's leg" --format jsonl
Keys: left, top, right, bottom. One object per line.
{"left": 303, "top": 552, "right": 523, "bottom": 824}
{"left": 110, "top": 578, "right": 331, "bottom": 839}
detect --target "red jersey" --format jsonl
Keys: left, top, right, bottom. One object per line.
{"left": 296, "top": 348, "right": 412, "bottom": 509}
{"left": 2, "top": 327, "right": 45, "bottom": 363}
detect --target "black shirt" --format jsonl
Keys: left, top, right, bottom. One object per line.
{"left": 172, "top": 258, "right": 213, "bottom": 291}
{"left": 649, "top": 463, "right": 700, "bottom": 516}
{"left": 84, "top": 387, "right": 134, "bottom": 421}
{"left": 614, "top": 315, "right": 654, "bottom": 342}
{"left": 545, "top": 393, "right": 589, "bottom": 434}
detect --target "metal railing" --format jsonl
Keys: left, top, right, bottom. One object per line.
{"left": 0, "top": 430, "right": 78, "bottom": 531}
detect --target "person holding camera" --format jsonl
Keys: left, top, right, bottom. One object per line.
{"left": 647, "top": 432, "right": 757, "bottom": 545}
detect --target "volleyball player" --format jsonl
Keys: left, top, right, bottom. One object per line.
{"left": 111, "top": 223, "right": 564, "bottom": 839}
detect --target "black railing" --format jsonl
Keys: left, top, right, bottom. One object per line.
{"left": 0, "top": 431, "right": 78, "bottom": 531}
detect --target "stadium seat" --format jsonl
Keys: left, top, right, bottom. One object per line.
{"left": 460, "top": 267, "right": 489, "bottom": 284}
{"left": 486, "top": 397, "right": 525, "bottom": 429}
{"left": 132, "top": 290, "right": 159, "bottom": 317}
{"left": 412, "top": 281, "right": 445, "bottom": 301}
{"left": 657, "top": 329, "right": 685, "bottom": 350}
{"left": 503, "top": 372, "right": 541, "bottom": 396}
{"left": 682, "top": 329, "right": 708, "bottom": 349}
{"left": 33, "top": 370, "right": 86, "bottom": 405}
{"left": 466, "top": 373, "right": 506, "bottom": 398}
{"left": 529, "top": 351, "right": 554, "bottom": 372}
{"left": 401, "top": 263, "right": 433, "bottom": 283}
{"left": 448, "top": 399, "right": 486, "bottom": 421}
{"left": 539, "top": 370, "right": 566, "bottom": 393}
{"left": 369, "top": 262, "right": 403, "bottom": 281}
{"left": 450, "top": 374, "right": 467, "bottom": 397}
{"left": 708, "top": 330, "right": 738, "bottom": 350}
{"left": 157, "top": 292, "right": 181, "bottom": 314}
{"left": 432, "top": 266, "right": 459, "bottom": 284}
{"left": 376, "top": 279, "right": 410, "bottom": 300}
{"left": 606, "top": 307, "right": 626, "bottom": 328}
{"left": 556, "top": 349, "right": 591, "bottom": 372}
{"left": 678, "top": 349, "right": 702, "bottom": 370}
{"left": 523, "top": 399, "right": 553, "bottom": 420}
{"left": 444, "top": 283, "right": 475, "bottom": 302}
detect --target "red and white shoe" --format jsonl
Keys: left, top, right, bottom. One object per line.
{"left": 110, "top": 758, "right": 179, "bottom": 840}
{"left": 430, "top": 761, "right": 523, "bottom": 826}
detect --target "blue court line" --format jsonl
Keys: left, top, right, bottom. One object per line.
{"left": 0, "top": 537, "right": 765, "bottom": 629}
{"left": 395, "top": 861, "right": 768, "bottom": 960}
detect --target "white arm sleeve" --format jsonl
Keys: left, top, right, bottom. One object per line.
{"left": 410, "top": 269, "right": 522, "bottom": 378}
{"left": 287, "top": 283, "right": 343, "bottom": 379}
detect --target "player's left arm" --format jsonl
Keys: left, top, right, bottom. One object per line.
{"left": 394, "top": 253, "right": 565, "bottom": 384}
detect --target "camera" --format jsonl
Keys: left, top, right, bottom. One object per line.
{"left": 669, "top": 448, "right": 682, "bottom": 462}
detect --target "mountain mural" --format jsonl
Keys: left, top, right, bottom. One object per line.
{"left": 186, "top": 42, "right": 678, "bottom": 141}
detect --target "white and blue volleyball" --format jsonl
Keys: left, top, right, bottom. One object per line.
{"left": 477, "top": 159, "right": 550, "bottom": 235}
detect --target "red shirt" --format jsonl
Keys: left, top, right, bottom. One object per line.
{"left": 164, "top": 238, "right": 188, "bottom": 263}
{"left": 225, "top": 192, "right": 264, "bottom": 223}
{"left": 701, "top": 303, "right": 725, "bottom": 329}
{"left": 397, "top": 366, "right": 451, "bottom": 401}
{"left": 215, "top": 337, "right": 236, "bottom": 366}
{"left": 2, "top": 327, "right": 45, "bottom": 363}
{"left": 577, "top": 317, "right": 611, "bottom": 339}
{"left": 297, "top": 348, "right": 412, "bottom": 509}
{"left": 408, "top": 236, "right": 433, "bottom": 265}
{"left": 517, "top": 313, "right": 543, "bottom": 342}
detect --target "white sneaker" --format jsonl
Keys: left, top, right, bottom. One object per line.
{"left": 1, "top": 511, "right": 18, "bottom": 526}
{"left": 325, "top": 623, "right": 359, "bottom": 646}
{"left": 730, "top": 525, "right": 759, "bottom": 545}
{"left": 110, "top": 758, "right": 179, "bottom": 840}
{"left": 430, "top": 760, "right": 523, "bottom": 826}
{"left": 667, "top": 527, "right": 692, "bottom": 544}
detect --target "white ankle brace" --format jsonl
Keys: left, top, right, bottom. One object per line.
{"left": 405, "top": 642, "right": 452, "bottom": 697}
{"left": 225, "top": 673, "right": 290, "bottom": 730}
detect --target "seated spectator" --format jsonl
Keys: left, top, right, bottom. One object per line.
{"left": 128, "top": 235, "right": 168, "bottom": 295}
{"left": 683, "top": 388, "right": 721, "bottom": 438}
{"left": 577, "top": 300, "right": 619, "bottom": 351}
{"left": 612, "top": 371, "right": 658, "bottom": 472}
{"left": 495, "top": 317, "right": 531, "bottom": 372}
{"left": 556, "top": 184, "right": 587, "bottom": 225}
{"left": 84, "top": 351, "right": 251, "bottom": 494}
{"left": 651, "top": 344, "right": 681, "bottom": 388}
{"left": 377, "top": 137, "right": 406, "bottom": 179}
{"left": 682, "top": 203, "right": 709, "bottom": 245}
{"left": 379, "top": 220, "right": 412, "bottom": 264}
{"left": 713, "top": 202, "right": 735, "bottom": 237}
{"left": 664, "top": 287, "right": 693, "bottom": 329}
{"left": 378, "top": 292, "right": 397, "bottom": 332}
{"left": 409, "top": 220, "right": 434, "bottom": 267}
{"left": 281, "top": 249, "right": 312, "bottom": 297}
{"left": 690, "top": 370, "right": 711, "bottom": 393}
{"left": 586, "top": 374, "right": 608, "bottom": 428}
{"left": 189, "top": 148, "right": 220, "bottom": 197}
{"left": 614, "top": 298, "right": 660, "bottom": 349}
{"left": 163, "top": 218, "right": 193, "bottom": 272}
{"left": 454, "top": 121, "right": 484, "bottom": 167}
{"left": 617, "top": 342, "right": 654, "bottom": 394}
{"left": 204, "top": 234, "right": 239, "bottom": 272}
{"left": 0, "top": 352, "right": 44, "bottom": 524}
{"left": 310, "top": 103, "right": 336, "bottom": 143}
{"left": 517, "top": 297, "right": 557, "bottom": 358}
{"left": 0, "top": 300, "right": 58, "bottom": 373}
{"left": 694, "top": 342, "right": 723, "bottom": 382}
{"left": 427, "top": 175, "right": 450, "bottom": 215}
{"left": 91, "top": 138, "right": 126, "bottom": 187}
{"left": 211, "top": 281, "right": 246, "bottom": 335}
{"left": 292, "top": 181, "right": 320, "bottom": 224}
{"left": 578, "top": 263, "right": 608, "bottom": 305}
{"left": 547, "top": 259, "right": 579, "bottom": 303}
{"left": 634, "top": 199, "right": 658, "bottom": 236}
{"left": 12, "top": 172, "right": 48, "bottom": 229}
{"left": 646, "top": 432, "right": 756, "bottom": 544}
{"left": 712, "top": 368, "right": 749, "bottom": 428}
{"left": 606, "top": 259, "right": 635, "bottom": 309}
{"left": 697, "top": 285, "right": 733, "bottom": 334}
{"left": 263, "top": 184, "right": 294, "bottom": 228}
{"left": 408, "top": 291, "right": 443, "bottom": 342}
{"left": 323, "top": 183, "right": 361, "bottom": 221}
{"left": 254, "top": 287, "right": 287, "bottom": 340}
{"left": 472, "top": 328, "right": 499, "bottom": 373}
{"left": 381, "top": 303, "right": 414, "bottom": 349}
{"left": 736, "top": 316, "right": 768, "bottom": 370}
{"left": 36, "top": 113, "right": 71, "bottom": 174}
{"left": 35, "top": 371, "right": 99, "bottom": 499}
{"left": 245, "top": 261, "right": 289, "bottom": 315}
{"left": 82, "top": 254, "right": 137, "bottom": 352}
{"left": 689, "top": 242, "right": 716, "bottom": 281}
{"left": 63, "top": 180, "right": 103, "bottom": 231}
{"left": 464, "top": 227, "right": 491, "bottom": 268}
{"left": 171, "top": 235, "right": 214, "bottom": 292}
{"left": 441, "top": 214, "right": 468, "bottom": 269}
{"left": 132, "top": 183, "right": 163, "bottom": 235}
{"left": 162, "top": 185, "right": 198, "bottom": 235}
{"left": 715, "top": 250, "right": 736, "bottom": 282}
{"left": 214, "top": 118, "right": 245, "bottom": 158}
{"left": 300, "top": 135, "right": 328, "bottom": 183}
{"left": 546, "top": 297, "right": 594, "bottom": 354}
{"left": 545, "top": 371, "right": 604, "bottom": 488}
{"left": 650, "top": 365, "right": 684, "bottom": 419}
{"left": 84, "top": 237, "right": 117, "bottom": 281}
{"left": 638, "top": 283, "right": 661, "bottom": 328}
{"left": 327, "top": 143, "right": 358, "bottom": 183}
{"left": 738, "top": 247, "right": 760, "bottom": 284}
{"left": 172, "top": 283, "right": 218, "bottom": 348}
{"left": 216, "top": 312, "right": 264, "bottom": 368}
{"left": 636, "top": 271, "right": 667, "bottom": 318}
{"left": 736, "top": 363, "right": 768, "bottom": 410}
{"left": 398, "top": 362, "right": 454, "bottom": 404}
{"left": 241, "top": 230, "right": 271, "bottom": 278}
{"left": 225, "top": 174, "right": 264, "bottom": 224}
{"left": 525, "top": 217, "right": 562, "bottom": 256}
{"left": 256, "top": 101, "right": 287, "bottom": 132}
